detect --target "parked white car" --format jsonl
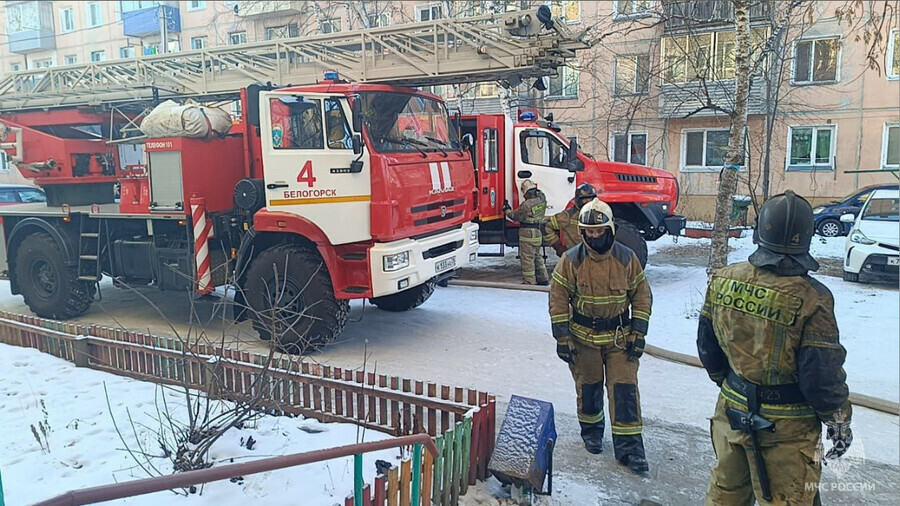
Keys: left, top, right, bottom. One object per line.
{"left": 841, "top": 189, "right": 899, "bottom": 282}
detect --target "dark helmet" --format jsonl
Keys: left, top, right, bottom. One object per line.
{"left": 574, "top": 183, "right": 597, "bottom": 208}
{"left": 754, "top": 190, "right": 814, "bottom": 255}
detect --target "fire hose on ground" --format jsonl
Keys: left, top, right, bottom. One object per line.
{"left": 448, "top": 278, "right": 900, "bottom": 416}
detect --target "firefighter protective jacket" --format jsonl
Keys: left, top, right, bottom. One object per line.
{"left": 549, "top": 241, "right": 652, "bottom": 346}
{"left": 696, "top": 262, "right": 852, "bottom": 423}
{"left": 542, "top": 206, "right": 580, "bottom": 252}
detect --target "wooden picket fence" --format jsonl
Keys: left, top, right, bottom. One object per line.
{"left": 0, "top": 311, "right": 496, "bottom": 506}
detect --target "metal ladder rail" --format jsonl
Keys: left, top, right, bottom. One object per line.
{"left": 0, "top": 10, "right": 587, "bottom": 112}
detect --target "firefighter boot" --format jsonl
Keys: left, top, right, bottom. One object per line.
{"left": 621, "top": 454, "right": 649, "bottom": 475}
{"left": 580, "top": 423, "right": 604, "bottom": 454}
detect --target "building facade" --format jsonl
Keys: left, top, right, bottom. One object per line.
{"left": 1, "top": 1, "right": 897, "bottom": 222}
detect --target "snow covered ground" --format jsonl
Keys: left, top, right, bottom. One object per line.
{"left": 0, "top": 343, "right": 396, "bottom": 506}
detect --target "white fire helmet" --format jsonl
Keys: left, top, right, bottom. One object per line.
{"left": 520, "top": 179, "right": 537, "bottom": 194}
{"left": 578, "top": 198, "right": 615, "bottom": 233}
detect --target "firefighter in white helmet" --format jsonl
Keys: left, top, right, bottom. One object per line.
{"left": 504, "top": 179, "right": 549, "bottom": 285}
{"left": 549, "top": 198, "right": 652, "bottom": 474}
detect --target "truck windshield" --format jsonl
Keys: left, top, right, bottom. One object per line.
{"left": 360, "top": 92, "right": 457, "bottom": 153}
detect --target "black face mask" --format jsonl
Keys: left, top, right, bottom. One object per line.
{"left": 584, "top": 230, "right": 614, "bottom": 254}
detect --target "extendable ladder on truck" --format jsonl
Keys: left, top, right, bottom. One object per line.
{"left": 0, "top": 8, "right": 587, "bottom": 113}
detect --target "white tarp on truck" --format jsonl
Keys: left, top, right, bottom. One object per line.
{"left": 140, "top": 100, "right": 233, "bottom": 139}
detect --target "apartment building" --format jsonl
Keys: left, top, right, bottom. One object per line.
{"left": 1, "top": 1, "right": 897, "bottom": 221}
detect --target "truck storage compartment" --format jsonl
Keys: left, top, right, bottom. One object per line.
{"left": 111, "top": 239, "right": 154, "bottom": 283}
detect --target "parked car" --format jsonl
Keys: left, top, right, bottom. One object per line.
{"left": 0, "top": 184, "right": 46, "bottom": 205}
{"left": 842, "top": 188, "right": 899, "bottom": 282}
{"left": 813, "top": 184, "right": 900, "bottom": 237}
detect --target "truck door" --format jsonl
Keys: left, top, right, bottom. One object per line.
{"left": 260, "top": 91, "right": 371, "bottom": 245}
{"left": 477, "top": 116, "right": 506, "bottom": 221}
{"left": 514, "top": 127, "right": 575, "bottom": 214}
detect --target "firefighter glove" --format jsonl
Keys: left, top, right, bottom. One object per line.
{"left": 556, "top": 339, "right": 575, "bottom": 364}
{"left": 503, "top": 200, "right": 512, "bottom": 212}
{"left": 553, "top": 243, "right": 567, "bottom": 257}
{"left": 825, "top": 422, "right": 853, "bottom": 459}
{"left": 627, "top": 334, "right": 646, "bottom": 361}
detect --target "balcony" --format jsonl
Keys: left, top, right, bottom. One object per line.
{"left": 6, "top": 1, "right": 55, "bottom": 54}
{"left": 233, "top": 1, "right": 305, "bottom": 18}
{"left": 663, "top": 0, "right": 771, "bottom": 33}
{"left": 122, "top": 4, "right": 181, "bottom": 38}
{"left": 658, "top": 77, "right": 767, "bottom": 118}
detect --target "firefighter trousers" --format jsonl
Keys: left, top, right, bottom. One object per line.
{"left": 518, "top": 230, "right": 548, "bottom": 284}
{"left": 568, "top": 338, "right": 645, "bottom": 461}
{"left": 706, "top": 396, "right": 823, "bottom": 506}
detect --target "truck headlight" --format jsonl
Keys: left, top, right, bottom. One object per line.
{"left": 812, "top": 206, "right": 825, "bottom": 214}
{"left": 850, "top": 230, "right": 876, "bottom": 245}
{"left": 469, "top": 229, "right": 478, "bottom": 243}
{"left": 383, "top": 251, "right": 410, "bottom": 272}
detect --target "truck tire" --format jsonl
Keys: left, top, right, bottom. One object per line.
{"left": 370, "top": 281, "right": 436, "bottom": 312}
{"left": 14, "top": 232, "right": 94, "bottom": 319}
{"left": 614, "top": 219, "right": 648, "bottom": 268}
{"left": 243, "top": 245, "right": 349, "bottom": 354}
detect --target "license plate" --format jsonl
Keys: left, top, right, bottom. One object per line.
{"left": 435, "top": 257, "right": 456, "bottom": 273}
{"left": 888, "top": 257, "right": 899, "bottom": 266}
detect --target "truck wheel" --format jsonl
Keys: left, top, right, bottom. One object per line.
{"left": 614, "top": 219, "right": 648, "bottom": 268}
{"left": 370, "top": 281, "right": 436, "bottom": 312}
{"left": 243, "top": 245, "right": 349, "bottom": 354}
{"left": 14, "top": 232, "right": 94, "bottom": 319}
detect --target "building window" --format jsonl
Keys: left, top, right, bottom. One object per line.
{"left": 662, "top": 34, "right": 713, "bottom": 84}
{"left": 416, "top": 3, "right": 443, "bottom": 22}
{"left": 60, "top": 7, "right": 75, "bottom": 33}
{"left": 787, "top": 126, "right": 835, "bottom": 170}
{"left": 188, "top": 1, "right": 206, "bottom": 11}
{"left": 229, "top": 31, "right": 248, "bottom": 45}
{"left": 265, "top": 24, "right": 299, "bottom": 41}
{"left": 548, "top": 64, "right": 578, "bottom": 99}
{"left": 64, "top": 55, "right": 77, "bottom": 65}
{"left": 190, "top": 36, "right": 207, "bottom": 50}
{"left": 120, "top": 46, "right": 136, "bottom": 58}
{"left": 477, "top": 82, "right": 499, "bottom": 98}
{"left": 90, "top": 50, "right": 106, "bottom": 62}
{"left": 682, "top": 129, "right": 730, "bottom": 171}
{"left": 87, "top": 2, "right": 103, "bottom": 28}
{"left": 10, "top": 63, "right": 21, "bottom": 72}
{"left": 614, "top": 55, "right": 649, "bottom": 95}
{"left": 367, "top": 12, "right": 391, "bottom": 28}
{"left": 546, "top": 1, "right": 580, "bottom": 23}
{"left": 321, "top": 18, "right": 342, "bottom": 34}
{"left": 612, "top": 132, "right": 648, "bottom": 165}
{"left": 888, "top": 29, "right": 899, "bottom": 80}
{"left": 883, "top": 123, "right": 899, "bottom": 169}
{"left": 32, "top": 58, "right": 53, "bottom": 69}
{"left": 120, "top": 1, "right": 156, "bottom": 13}
{"left": 793, "top": 37, "right": 840, "bottom": 85}
{"left": 614, "top": 0, "right": 652, "bottom": 20}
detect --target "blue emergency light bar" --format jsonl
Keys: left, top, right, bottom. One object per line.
{"left": 519, "top": 111, "right": 537, "bottom": 122}
{"left": 324, "top": 70, "right": 340, "bottom": 80}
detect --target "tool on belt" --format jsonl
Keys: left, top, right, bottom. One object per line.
{"left": 724, "top": 370, "right": 806, "bottom": 502}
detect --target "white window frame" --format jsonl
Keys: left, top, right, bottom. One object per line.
{"left": 610, "top": 131, "right": 649, "bottom": 165}
{"left": 613, "top": 1, "right": 654, "bottom": 21}
{"left": 190, "top": 36, "right": 207, "bottom": 50}
{"left": 791, "top": 36, "right": 841, "bottom": 86}
{"left": 229, "top": 31, "right": 248, "bottom": 45}
{"left": 63, "top": 55, "right": 77, "bottom": 65}
{"left": 321, "top": 17, "right": 342, "bottom": 34}
{"left": 10, "top": 63, "right": 22, "bottom": 72}
{"left": 60, "top": 7, "right": 75, "bottom": 33}
{"left": 888, "top": 29, "right": 899, "bottom": 80}
{"left": 90, "top": 50, "right": 106, "bottom": 62}
{"left": 882, "top": 122, "right": 899, "bottom": 169}
{"left": 680, "top": 128, "right": 732, "bottom": 172}
{"left": 367, "top": 12, "right": 391, "bottom": 28}
{"left": 87, "top": 2, "right": 104, "bottom": 28}
{"left": 187, "top": 1, "right": 207, "bottom": 12}
{"left": 119, "top": 46, "right": 136, "bottom": 58}
{"left": 614, "top": 55, "right": 649, "bottom": 96}
{"left": 416, "top": 2, "right": 443, "bottom": 22}
{"left": 546, "top": 64, "right": 578, "bottom": 99}
{"left": 786, "top": 125, "right": 837, "bottom": 171}
{"left": 545, "top": 1, "right": 581, "bottom": 24}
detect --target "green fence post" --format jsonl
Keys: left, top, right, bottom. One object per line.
{"left": 354, "top": 453, "right": 363, "bottom": 506}
{"left": 433, "top": 436, "right": 444, "bottom": 505}
{"left": 411, "top": 443, "right": 422, "bottom": 506}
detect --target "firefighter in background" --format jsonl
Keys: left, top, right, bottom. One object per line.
{"left": 504, "top": 180, "right": 549, "bottom": 285}
{"left": 549, "top": 199, "right": 652, "bottom": 474}
{"left": 542, "top": 183, "right": 597, "bottom": 257}
{"left": 697, "top": 191, "right": 852, "bottom": 504}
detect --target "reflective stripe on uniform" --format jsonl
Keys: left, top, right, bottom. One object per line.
{"left": 570, "top": 323, "right": 629, "bottom": 345}
{"left": 720, "top": 385, "right": 816, "bottom": 419}
{"left": 575, "top": 294, "right": 628, "bottom": 313}
{"left": 632, "top": 310, "right": 651, "bottom": 321}
{"left": 552, "top": 271, "right": 575, "bottom": 292}
{"left": 611, "top": 424, "right": 643, "bottom": 436}
{"left": 630, "top": 271, "right": 646, "bottom": 290}
{"left": 550, "top": 314, "right": 569, "bottom": 324}
{"left": 578, "top": 411, "right": 605, "bottom": 424}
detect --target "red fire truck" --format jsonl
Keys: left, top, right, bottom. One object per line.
{"left": 0, "top": 9, "right": 589, "bottom": 351}
{"left": 461, "top": 112, "right": 684, "bottom": 266}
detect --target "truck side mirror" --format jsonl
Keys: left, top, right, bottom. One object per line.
{"left": 566, "top": 137, "right": 584, "bottom": 172}
{"left": 352, "top": 133, "right": 363, "bottom": 155}
{"left": 461, "top": 133, "right": 474, "bottom": 150}
{"left": 351, "top": 96, "right": 363, "bottom": 133}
